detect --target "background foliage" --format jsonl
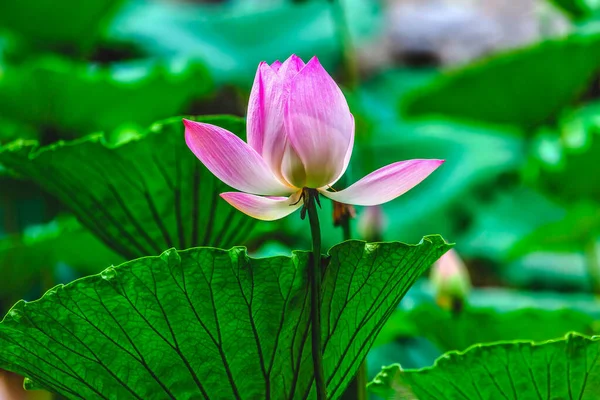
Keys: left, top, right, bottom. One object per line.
{"left": 2, "top": 0, "right": 600, "bottom": 398}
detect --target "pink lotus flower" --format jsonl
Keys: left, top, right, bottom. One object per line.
{"left": 184, "top": 55, "right": 444, "bottom": 221}
{"left": 431, "top": 249, "right": 471, "bottom": 311}
{"left": 358, "top": 205, "right": 387, "bottom": 242}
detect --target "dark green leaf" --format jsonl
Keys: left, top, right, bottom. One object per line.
{"left": 0, "top": 117, "right": 38, "bottom": 146}
{"left": 0, "top": 0, "right": 123, "bottom": 53}
{"left": 403, "top": 32, "right": 600, "bottom": 128}
{"left": 549, "top": 0, "right": 599, "bottom": 20}
{"left": 0, "top": 216, "right": 123, "bottom": 309}
{"left": 0, "top": 57, "right": 212, "bottom": 136}
{"left": 372, "top": 311, "right": 418, "bottom": 348}
{"left": 0, "top": 115, "right": 262, "bottom": 260}
{"left": 369, "top": 333, "right": 600, "bottom": 400}
{"left": 0, "top": 237, "right": 450, "bottom": 399}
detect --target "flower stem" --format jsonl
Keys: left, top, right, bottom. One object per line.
{"left": 306, "top": 189, "right": 327, "bottom": 400}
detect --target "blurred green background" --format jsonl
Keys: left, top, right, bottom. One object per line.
{"left": 2, "top": 0, "right": 600, "bottom": 398}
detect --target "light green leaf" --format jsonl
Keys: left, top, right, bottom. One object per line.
{"left": 403, "top": 32, "right": 600, "bottom": 128}
{"left": 457, "top": 187, "right": 565, "bottom": 262}
{"left": 533, "top": 101, "right": 600, "bottom": 203}
{"left": 108, "top": 1, "right": 350, "bottom": 85}
{"left": 0, "top": 57, "right": 212, "bottom": 136}
{"left": 357, "top": 120, "right": 524, "bottom": 245}
{"left": 344, "top": 69, "right": 526, "bottom": 246}
{"left": 0, "top": 237, "right": 450, "bottom": 399}
{"left": 509, "top": 202, "right": 600, "bottom": 256}
{"left": 401, "top": 305, "right": 598, "bottom": 352}
{"left": 369, "top": 333, "right": 600, "bottom": 400}
{"left": 0, "top": 115, "right": 261, "bottom": 260}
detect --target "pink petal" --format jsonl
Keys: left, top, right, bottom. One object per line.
{"left": 247, "top": 62, "right": 283, "bottom": 155}
{"left": 220, "top": 191, "right": 303, "bottom": 221}
{"left": 433, "top": 249, "right": 468, "bottom": 280}
{"left": 284, "top": 56, "right": 354, "bottom": 188}
{"left": 357, "top": 205, "right": 387, "bottom": 242}
{"left": 246, "top": 62, "right": 288, "bottom": 182}
{"left": 184, "top": 119, "right": 292, "bottom": 196}
{"left": 330, "top": 114, "right": 355, "bottom": 186}
{"left": 320, "top": 159, "right": 444, "bottom": 206}
{"left": 270, "top": 60, "right": 282, "bottom": 73}
{"left": 277, "top": 54, "right": 305, "bottom": 81}
{"left": 281, "top": 141, "right": 307, "bottom": 188}
{"left": 246, "top": 55, "right": 308, "bottom": 187}
{"left": 431, "top": 249, "right": 471, "bottom": 307}
{"left": 281, "top": 115, "right": 354, "bottom": 189}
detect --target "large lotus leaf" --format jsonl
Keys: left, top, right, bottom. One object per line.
{"left": 0, "top": 115, "right": 263, "bottom": 260}
{"left": 369, "top": 333, "right": 600, "bottom": 400}
{"left": 403, "top": 31, "right": 600, "bottom": 128}
{"left": 0, "top": 237, "right": 450, "bottom": 399}
{"left": 0, "top": 57, "right": 212, "bottom": 137}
